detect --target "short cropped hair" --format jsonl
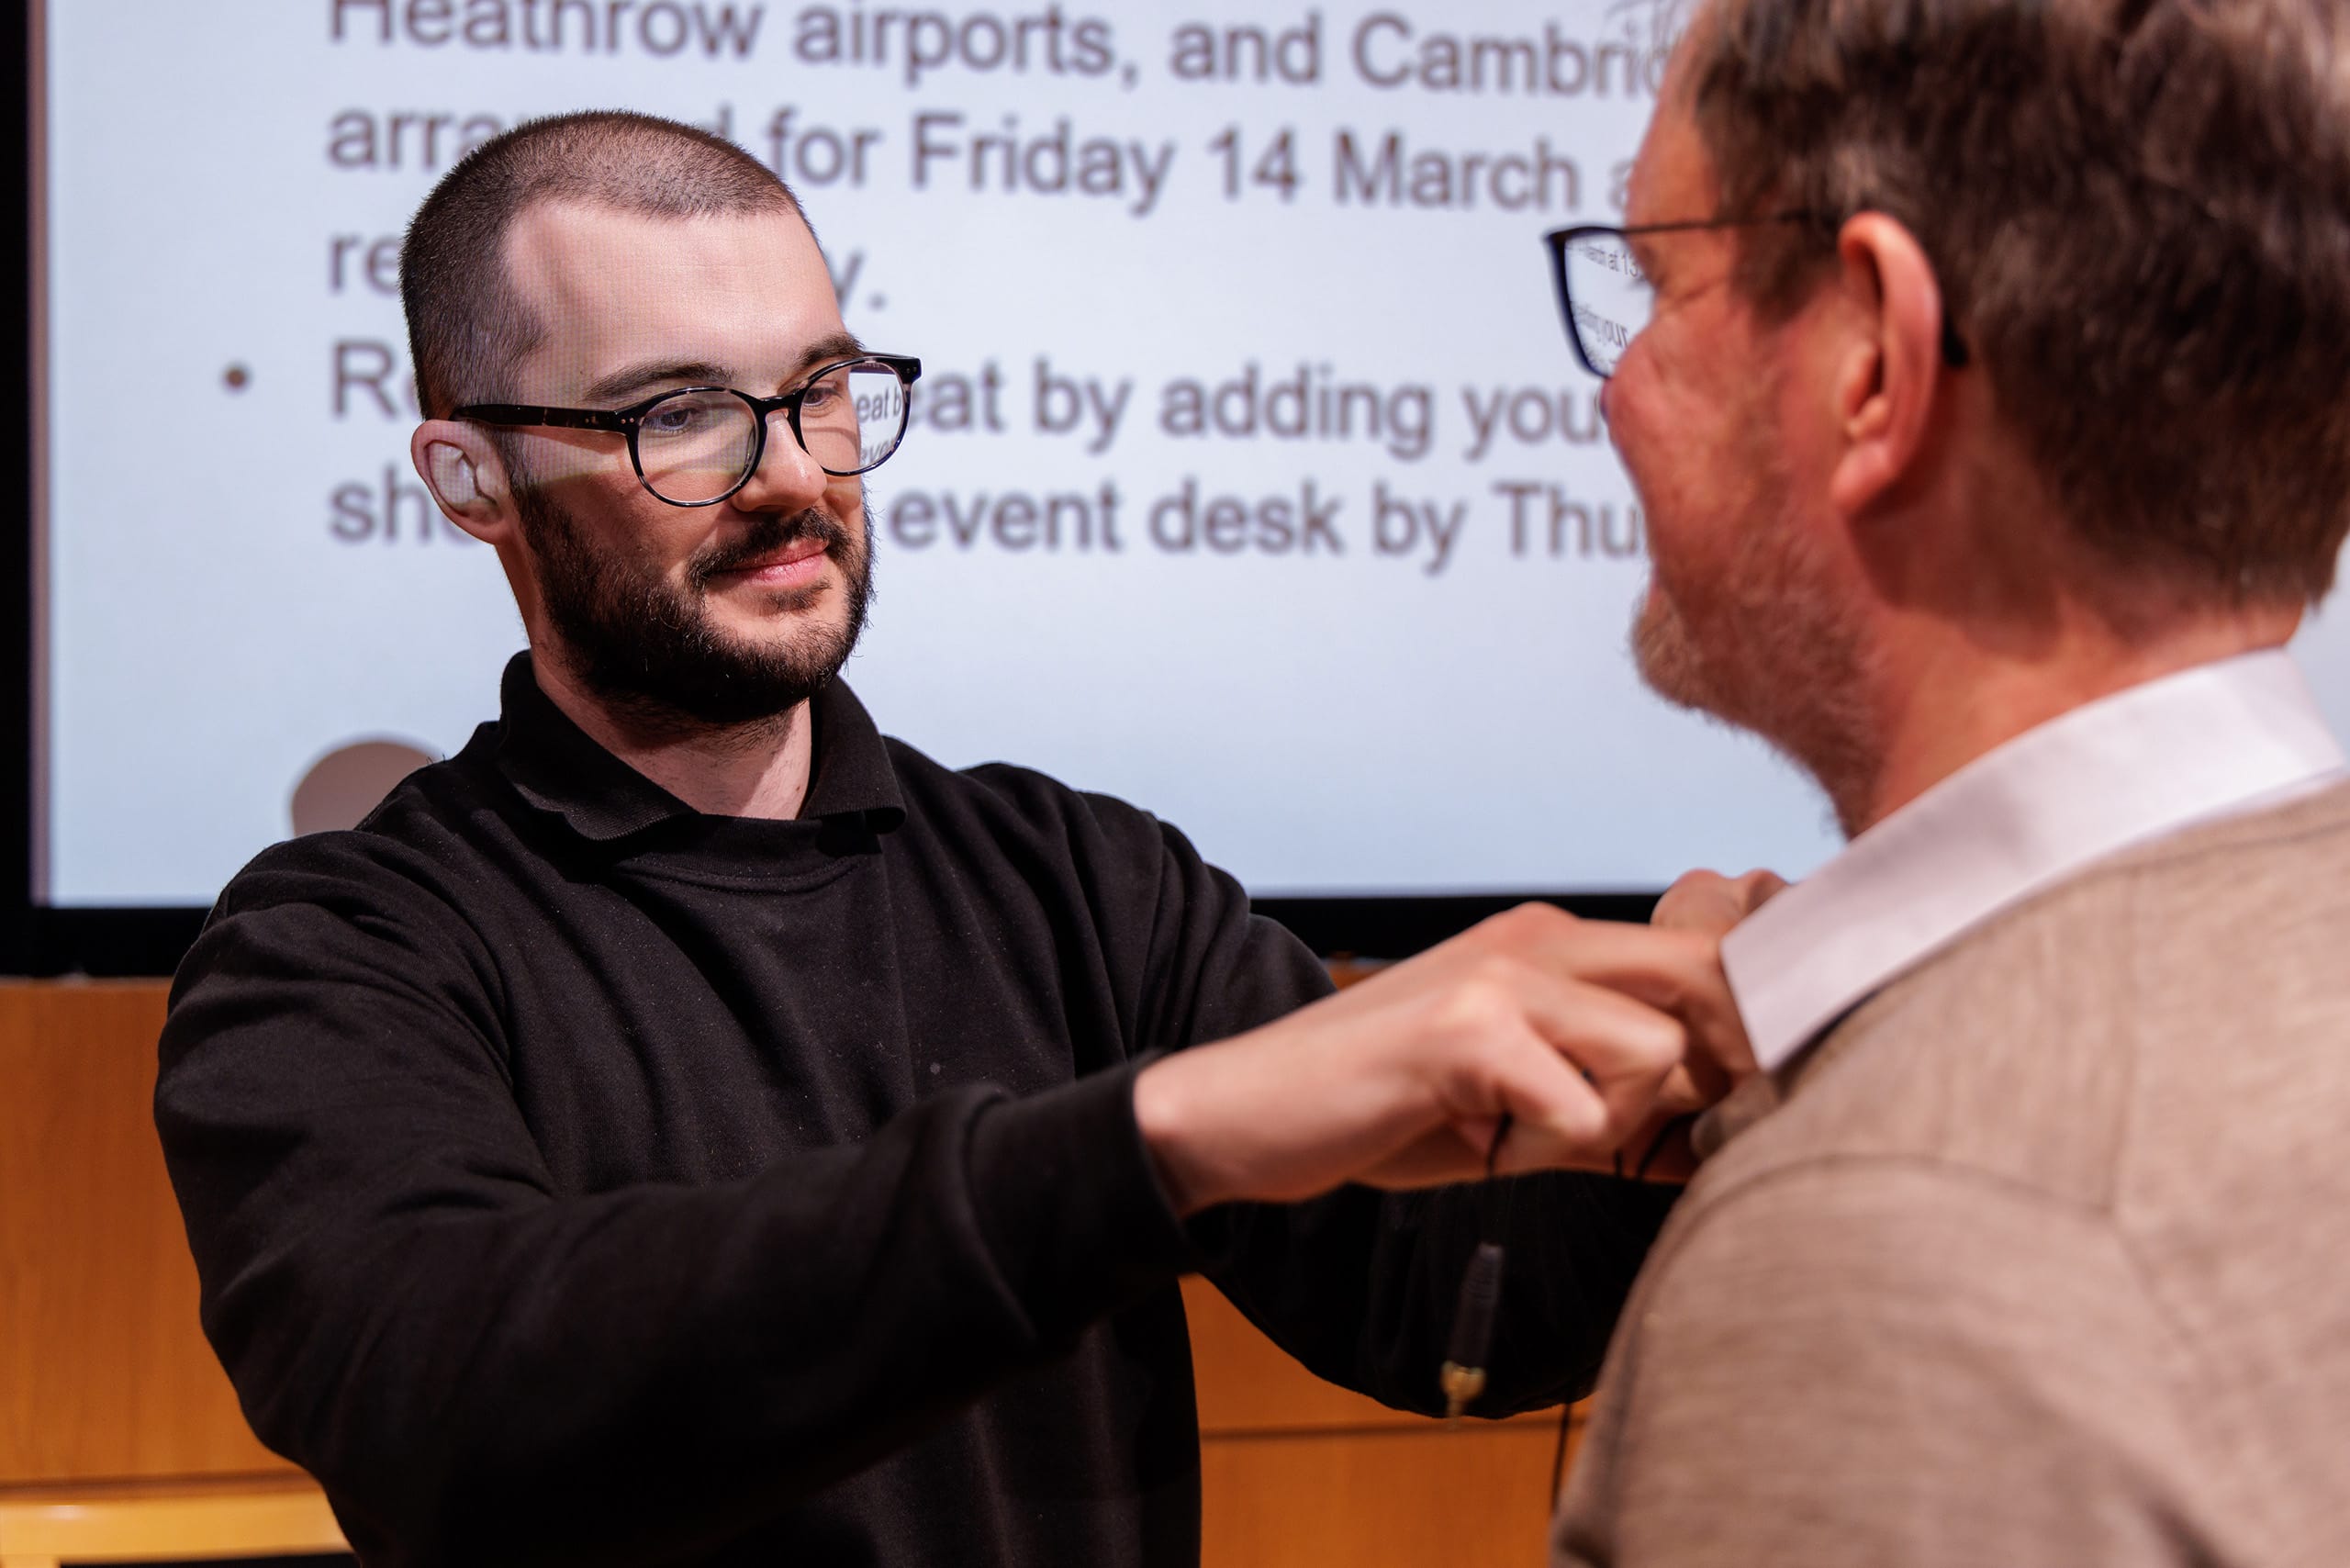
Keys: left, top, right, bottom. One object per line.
{"left": 1686, "top": 0, "right": 2350, "bottom": 602}
{"left": 400, "top": 110, "right": 800, "bottom": 420}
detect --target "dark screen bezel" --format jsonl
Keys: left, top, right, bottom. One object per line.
{"left": 5, "top": 0, "right": 39, "bottom": 973}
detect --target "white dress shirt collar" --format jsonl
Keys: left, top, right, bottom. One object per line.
{"left": 1721, "top": 650, "right": 2347, "bottom": 1072}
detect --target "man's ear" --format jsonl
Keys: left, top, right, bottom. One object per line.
{"left": 1824, "top": 213, "right": 1952, "bottom": 519}
{"left": 411, "top": 420, "right": 517, "bottom": 545}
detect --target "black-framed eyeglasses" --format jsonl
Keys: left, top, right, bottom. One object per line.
{"left": 455, "top": 353, "right": 923, "bottom": 508}
{"left": 1544, "top": 216, "right": 1968, "bottom": 379}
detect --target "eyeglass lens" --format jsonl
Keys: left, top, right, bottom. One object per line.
{"left": 635, "top": 361, "right": 910, "bottom": 503}
{"left": 1564, "top": 233, "right": 1652, "bottom": 377}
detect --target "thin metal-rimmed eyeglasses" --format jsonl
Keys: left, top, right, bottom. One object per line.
{"left": 455, "top": 353, "right": 923, "bottom": 508}
{"left": 1544, "top": 216, "right": 1969, "bottom": 379}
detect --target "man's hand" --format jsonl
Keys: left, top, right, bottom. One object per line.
{"left": 1652, "top": 868, "right": 1788, "bottom": 937}
{"left": 1132, "top": 903, "right": 1748, "bottom": 1216}
{"left": 1615, "top": 868, "right": 1787, "bottom": 1181}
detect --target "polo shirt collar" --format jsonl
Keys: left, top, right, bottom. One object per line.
{"left": 491, "top": 652, "right": 906, "bottom": 842}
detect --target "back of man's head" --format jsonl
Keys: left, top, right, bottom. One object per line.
{"left": 399, "top": 110, "right": 800, "bottom": 421}
{"left": 1684, "top": 0, "right": 2350, "bottom": 605}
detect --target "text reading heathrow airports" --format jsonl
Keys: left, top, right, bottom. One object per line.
{"left": 332, "top": 2, "right": 1667, "bottom": 97}
{"left": 327, "top": 7, "right": 1658, "bottom": 218}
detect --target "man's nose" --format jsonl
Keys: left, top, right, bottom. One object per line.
{"left": 730, "top": 411, "right": 831, "bottom": 512}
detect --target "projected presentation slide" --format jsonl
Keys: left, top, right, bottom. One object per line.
{"left": 37, "top": 1, "right": 2350, "bottom": 908}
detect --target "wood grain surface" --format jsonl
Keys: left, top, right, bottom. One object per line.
{"left": 0, "top": 981, "right": 290, "bottom": 1485}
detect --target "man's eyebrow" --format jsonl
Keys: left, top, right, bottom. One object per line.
{"left": 786, "top": 331, "right": 867, "bottom": 383}
{"left": 583, "top": 333, "right": 868, "bottom": 406}
{"left": 585, "top": 359, "right": 733, "bottom": 405}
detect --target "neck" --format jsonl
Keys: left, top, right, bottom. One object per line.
{"left": 530, "top": 647, "right": 817, "bottom": 821}
{"left": 1841, "top": 602, "right": 2301, "bottom": 836}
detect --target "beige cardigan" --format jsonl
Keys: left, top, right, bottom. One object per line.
{"left": 1555, "top": 782, "right": 2350, "bottom": 1568}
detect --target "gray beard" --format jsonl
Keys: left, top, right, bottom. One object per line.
{"left": 1629, "top": 493, "right": 1883, "bottom": 837}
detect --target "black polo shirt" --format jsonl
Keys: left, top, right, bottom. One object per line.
{"left": 156, "top": 655, "right": 1673, "bottom": 1568}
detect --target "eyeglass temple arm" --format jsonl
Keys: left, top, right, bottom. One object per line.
{"left": 453, "top": 404, "right": 631, "bottom": 432}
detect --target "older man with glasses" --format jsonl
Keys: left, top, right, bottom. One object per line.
{"left": 153, "top": 109, "right": 1755, "bottom": 1568}
{"left": 1542, "top": 0, "right": 2350, "bottom": 1564}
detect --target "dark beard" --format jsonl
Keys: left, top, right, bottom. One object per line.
{"left": 515, "top": 486, "right": 874, "bottom": 729}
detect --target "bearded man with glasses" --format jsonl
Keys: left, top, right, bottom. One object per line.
{"left": 154, "top": 110, "right": 1754, "bottom": 1568}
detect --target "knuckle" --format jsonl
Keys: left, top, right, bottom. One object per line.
{"left": 1628, "top": 1014, "right": 1689, "bottom": 1069}
{"left": 1490, "top": 901, "right": 1568, "bottom": 946}
{"left": 1434, "top": 973, "right": 1516, "bottom": 1042}
{"left": 1561, "top": 1093, "right": 1612, "bottom": 1147}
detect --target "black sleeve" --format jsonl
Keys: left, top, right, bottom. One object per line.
{"left": 1123, "top": 814, "right": 1680, "bottom": 1417}
{"left": 155, "top": 840, "right": 1196, "bottom": 1568}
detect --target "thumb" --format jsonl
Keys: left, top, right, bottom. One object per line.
{"left": 1653, "top": 868, "right": 1790, "bottom": 936}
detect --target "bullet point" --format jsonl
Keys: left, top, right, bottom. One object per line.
{"left": 223, "top": 364, "right": 251, "bottom": 391}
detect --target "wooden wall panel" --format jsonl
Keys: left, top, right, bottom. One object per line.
{"left": 1201, "top": 1425, "right": 1563, "bottom": 1568}
{"left": 0, "top": 980, "right": 290, "bottom": 1485}
{"left": 1185, "top": 1277, "right": 1578, "bottom": 1565}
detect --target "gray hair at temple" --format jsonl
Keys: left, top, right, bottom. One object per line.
{"left": 1681, "top": 0, "right": 2350, "bottom": 602}
{"left": 398, "top": 110, "right": 802, "bottom": 422}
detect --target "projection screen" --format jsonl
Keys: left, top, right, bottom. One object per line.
{"left": 27, "top": 0, "right": 2350, "bottom": 942}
